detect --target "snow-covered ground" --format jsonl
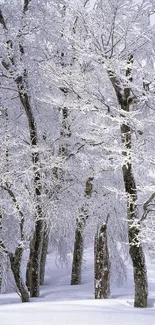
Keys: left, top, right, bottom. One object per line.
{"left": 0, "top": 248, "right": 155, "bottom": 325}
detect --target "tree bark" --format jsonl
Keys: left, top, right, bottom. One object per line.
{"left": 71, "top": 177, "right": 93, "bottom": 285}
{"left": 40, "top": 227, "right": 49, "bottom": 285}
{"left": 128, "top": 224, "right": 148, "bottom": 307}
{"left": 15, "top": 24, "right": 44, "bottom": 299}
{"left": 30, "top": 223, "right": 43, "bottom": 297}
{"left": 15, "top": 75, "right": 44, "bottom": 298}
{"left": 59, "top": 106, "right": 71, "bottom": 156}
{"left": 108, "top": 56, "right": 148, "bottom": 307}
{"left": 94, "top": 222, "right": 110, "bottom": 299}
{"left": 121, "top": 113, "right": 148, "bottom": 308}
{"left": 71, "top": 215, "right": 85, "bottom": 285}
{"left": 26, "top": 217, "right": 44, "bottom": 297}
{"left": 9, "top": 248, "right": 29, "bottom": 302}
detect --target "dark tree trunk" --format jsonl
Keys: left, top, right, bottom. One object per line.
{"left": 0, "top": 3, "right": 44, "bottom": 298}
{"left": 59, "top": 106, "right": 71, "bottom": 156}
{"left": 128, "top": 225, "right": 148, "bottom": 307}
{"left": 71, "top": 177, "right": 93, "bottom": 285}
{"left": 94, "top": 222, "right": 110, "bottom": 299}
{"left": 29, "top": 223, "right": 43, "bottom": 297}
{"left": 9, "top": 248, "right": 29, "bottom": 302}
{"left": 40, "top": 227, "right": 49, "bottom": 285}
{"left": 108, "top": 56, "right": 148, "bottom": 307}
{"left": 121, "top": 120, "right": 148, "bottom": 308}
{"left": 26, "top": 218, "right": 44, "bottom": 297}
{"left": 16, "top": 78, "right": 44, "bottom": 298}
{"left": 26, "top": 259, "right": 30, "bottom": 292}
{"left": 71, "top": 215, "right": 85, "bottom": 285}
{"left": 15, "top": 59, "right": 44, "bottom": 299}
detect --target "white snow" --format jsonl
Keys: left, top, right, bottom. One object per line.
{"left": 0, "top": 248, "right": 155, "bottom": 325}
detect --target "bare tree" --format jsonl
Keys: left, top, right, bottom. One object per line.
{"left": 108, "top": 55, "right": 148, "bottom": 307}
{"left": 0, "top": 1, "right": 44, "bottom": 297}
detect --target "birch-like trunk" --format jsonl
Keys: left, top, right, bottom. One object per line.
{"left": 94, "top": 222, "right": 110, "bottom": 299}
{"left": 71, "top": 215, "right": 86, "bottom": 285}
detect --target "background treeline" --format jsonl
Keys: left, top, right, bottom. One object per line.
{"left": 0, "top": 0, "right": 155, "bottom": 307}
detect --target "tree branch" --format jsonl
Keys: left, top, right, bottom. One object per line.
{"left": 23, "top": 0, "right": 31, "bottom": 14}
{"left": 1, "top": 185, "right": 25, "bottom": 240}
{"left": 0, "top": 8, "right": 7, "bottom": 30}
{"left": 141, "top": 192, "right": 155, "bottom": 221}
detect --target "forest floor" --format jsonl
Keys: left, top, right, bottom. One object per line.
{"left": 0, "top": 247, "right": 155, "bottom": 325}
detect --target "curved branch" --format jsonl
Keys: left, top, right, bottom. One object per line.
{"left": 1, "top": 185, "right": 24, "bottom": 240}
{"left": 23, "top": 0, "right": 31, "bottom": 14}
{"left": 141, "top": 192, "right": 155, "bottom": 222}
{"left": 0, "top": 8, "right": 7, "bottom": 30}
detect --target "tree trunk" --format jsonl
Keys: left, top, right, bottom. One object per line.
{"left": 59, "top": 106, "right": 71, "bottom": 156}
{"left": 122, "top": 135, "right": 148, "bottom": 307}
{"left": 108, "top": 56, "right": 148, "bottom": 307}
{"left": 71, "top": 177, "right": 93, "bottom": 285}
{"left": 0, "top": 3, "right": 44, "bottom": 298}
{"left": 71, "top": 215, "right": 85, "bottom": 285}
{"left": 16, "top": 75, "right": 44, "bottom": 298}
{"left": 129, "top": 225, "right": 148, "bottom": 307}
{"left": 26, "top": 218, "right": 44, "bottom": 297}
{"left": 9, "top": 248, "right": 29, "bottom": 302}
{"left": 120, "top": 99, "right": 148, "bottom": 308}
{"left": 0, "top": 254, "right": 3, "bottom": 293}
{"left": 40, "top": 227, "right": 49, "bottom": 285}
{"left": 94, "top": 223, "right": 110, "bottom": 299}
{"left": 26, "top": 260, "right": 30, "bottom": 292}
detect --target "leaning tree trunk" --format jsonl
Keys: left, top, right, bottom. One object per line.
{"left": 71, "top": 177, "right": 93, "bottom": 285}
{"left": 16, "top": 40, "right": 44, "bottom": 298}
{"left": 15, "top": 73, "right": 44, "bottom": 298}
{"left": 9, "top": 247, "right": 29, "bottom": 302}
{"left": 94, "top": 221, "right": 110, "bottom": 299}
{"left": 0, "top": 185, "right": 29, "bottom": 301}
{"left": 108, "top": 55, "right": 148, "bottom": 307}
{"left": 0, "top": 1, "right": 44, "bottom": 298}
{"left": 15, "top": 71, "right": 44, "bottom": 298}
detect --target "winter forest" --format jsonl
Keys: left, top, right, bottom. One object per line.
{"left": 1, "top": 0, "right": 155, "bottom": 316}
